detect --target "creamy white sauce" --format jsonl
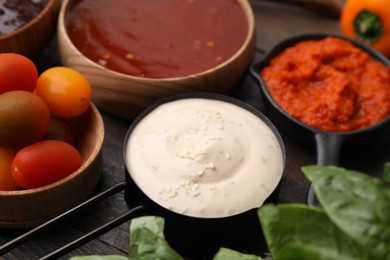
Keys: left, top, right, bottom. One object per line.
{"left": 125, "top": 98, "right": 284, "bottom": 218}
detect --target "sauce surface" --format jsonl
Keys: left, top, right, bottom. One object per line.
{"left": 0, "top": 0, "right": 47, "bottom": 36}
{"left": 65, "top": 0, "right": 248, "bottom": 78}
{"left": 261, "top": 37, "right": 390, "bottom": 132}
{"left": 126, "top": 98, "right": 284, "bottom": 218}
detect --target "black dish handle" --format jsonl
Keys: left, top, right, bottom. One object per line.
{"left": 307, "top": 132, "right": 345, "bottom": 206}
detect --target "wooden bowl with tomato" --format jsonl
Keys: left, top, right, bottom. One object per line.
{"left": 0, "top": 0, "right": 61, "bottom": 57}
{"left": 0, "top": 102, "right": 104, "bottom": 228}
{"left": 0, "top": 55, "right": 104, "bottom": 228}
{"left": 57, "top": 0, "right": 256, "bottom": 119}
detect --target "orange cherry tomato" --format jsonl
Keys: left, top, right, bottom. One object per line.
{"left": 340, "top": 0, "right": 390, "bottom": 57}
{"left": 11, "top": 140, "right": 82, "bottom": 189}
{"left": 35, "top": 67, "right": 92, "bottom": 118}
{"left": 0, "top": 53, "right": 38, "bottom": 94}
{"left": 0, "top": 146, "right": 19, "bottom": 191}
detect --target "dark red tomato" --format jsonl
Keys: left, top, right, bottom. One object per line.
{"left": 0, "top": 53, "right": 38, "bottom": 94}
{"left": 11, "top": 140, "right": 82, "bottom": 189}
{"left": 44, "top": 116, "right": 76, "bottom": 145}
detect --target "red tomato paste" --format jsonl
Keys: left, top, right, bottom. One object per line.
{"left": 65, "top": 0, "right": 248, "bottom": 79}
{"left": 261, "top": 37, "right": 390, "bottom": 132}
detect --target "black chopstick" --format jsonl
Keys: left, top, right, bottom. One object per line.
{"left": 0, "top": 181, "right": 129, "bottom": 255}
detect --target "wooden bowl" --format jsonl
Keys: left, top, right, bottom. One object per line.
{"left": 57, "top": 0, "right": 256, "bottom": 119}
{"left": 0, "top": 0, "right": 61, "bottom": 57}
{"left": 0, "top": 103, "right": 104, "bottom": 228}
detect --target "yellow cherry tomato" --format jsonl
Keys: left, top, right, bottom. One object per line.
{"left": 35, "top": 67, "right": 92, "bottom": 118}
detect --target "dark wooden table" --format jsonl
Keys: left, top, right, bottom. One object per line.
{"left": 1, "top": 1, "right": 389, "bottom": 259}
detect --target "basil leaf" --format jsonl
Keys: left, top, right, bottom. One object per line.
{"left": 129, "top": 216, "right": 182, "bottom": 260}
{"left": 70, "top": 256, "right": 128, "bottom": 260}
{"left": 302, "top": 165, "right": 390, "bottom": 260}
{"left": 213, "top": 248, "right": 263, "bottom": 260}
{"left": 258, "top": 204, "right": 365, "bottom": 260}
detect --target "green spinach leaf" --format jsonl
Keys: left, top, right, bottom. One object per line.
{"left": 213, "top": 248, "right": 263, "bottom": 260}
{"left": 258, "top": 203, "right": 365, "bottom": 260}
{"left": 302, "top": 165, "right": 390, "bottom": 260}
{"left": 129, "top": 216, "right": 182, "bottom": 260}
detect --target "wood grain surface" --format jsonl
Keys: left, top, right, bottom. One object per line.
{"left": 272, "top": 0, "right": 344, "bottom": 17}
{"left": 1, "top": 0, "right": 389, "bottom": 259}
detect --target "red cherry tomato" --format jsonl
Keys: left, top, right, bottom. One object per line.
{"left": 11, "top": 140, "right": 82, "bottom": 189}
{"left": 0, "top": 146, "right": 19, "bottom": 191}
{"left": 0, "top": 53, "right": 38, "bottom": 94}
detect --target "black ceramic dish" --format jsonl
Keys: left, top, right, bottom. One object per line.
{"left": 123, "top": 92, "right": 286, "bottom": 259}
{"left": 250, "top": 33, "right": 390, "bottom": 207}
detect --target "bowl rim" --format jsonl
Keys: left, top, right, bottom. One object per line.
{"left": 0, "top": 0, "right": 60, "bottom": 42}
{"left": 0, "top": 102, "right": 104, "bottom": 197}
{"left": 58, "top": 0, "right": 256, "bottom": 81}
